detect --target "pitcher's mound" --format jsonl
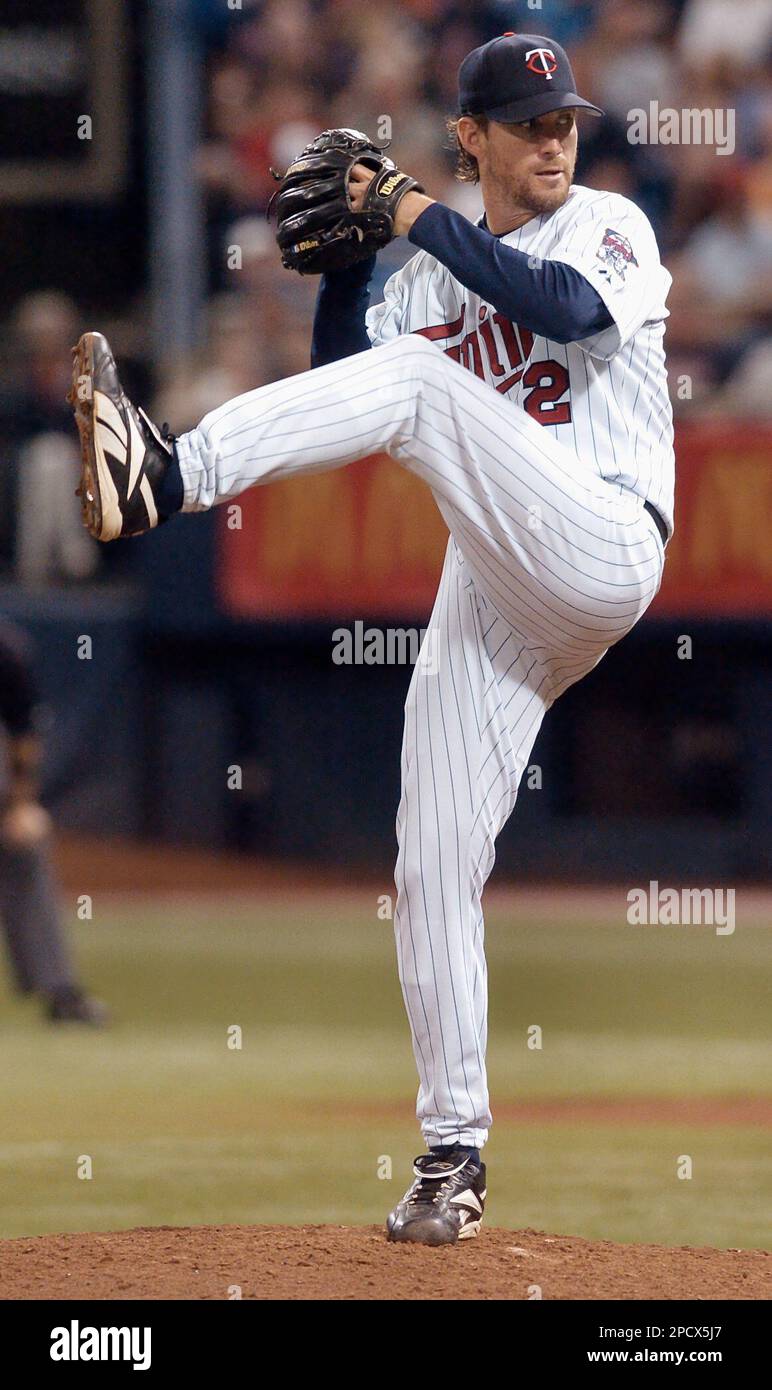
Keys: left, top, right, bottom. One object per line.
{"left": 1, "top": 1225, "right": 769, "bottom": 1300}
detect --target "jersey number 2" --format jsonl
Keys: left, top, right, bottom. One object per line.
{"left": 523, "top": 361, "right": 572, "bottom": 425}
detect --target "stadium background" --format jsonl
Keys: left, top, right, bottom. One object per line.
{"left": 0, "top": 0, "right": 770, "bottom": 1274}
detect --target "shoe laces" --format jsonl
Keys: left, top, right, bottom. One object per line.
{"left": 409, "top": 1156, "right": 464, "bottom": 1206}
{"left": 412, "top": 1177, "right": 451, "bottom": 1207}
{"left": 137, "top": 407, "right": 176, "bottom": 450}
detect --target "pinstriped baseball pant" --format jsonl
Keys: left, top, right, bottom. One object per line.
{"left": 175, "top": 333, "right": 665, "bottom": 1148}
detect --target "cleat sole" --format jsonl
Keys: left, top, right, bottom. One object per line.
{"left": 69, "top": 333, "right": 103, "bottom": 539}
{"left": 68, "top": 333, "right": 123, "bottom": 541}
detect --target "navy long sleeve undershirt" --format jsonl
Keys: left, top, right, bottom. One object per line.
{"left": 408, "top": 202, "right": 613, "bottom": 344}
{"left": 310, "top": 201, "right": 613, "bottom": 368}
{"left": 311, "top": 254, "right": 375, "bottom": 369}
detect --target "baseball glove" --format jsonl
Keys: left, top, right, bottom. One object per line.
{"left": 270, "top": 127, "right": 424, "bottom": 275}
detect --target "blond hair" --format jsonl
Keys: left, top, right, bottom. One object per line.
{"left": 445, "top": 114, "right": 489, "bottom": 183}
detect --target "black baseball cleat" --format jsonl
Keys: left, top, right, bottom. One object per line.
{"left": 386, "top": 1148, "right": 486, "bottom": 1245}
{"left": 68, "top": 331, "right": 175, "bottom": 541}
{"left": 45, "top": 985, "right": 109, "bottom": 1027}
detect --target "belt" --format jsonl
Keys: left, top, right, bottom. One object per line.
{"left": 643, "top": 499, "right": 668, "bottom": 548}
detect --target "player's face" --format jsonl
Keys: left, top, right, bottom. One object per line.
{"left": 477, "top": 110, "right": 578, "bottom": 217}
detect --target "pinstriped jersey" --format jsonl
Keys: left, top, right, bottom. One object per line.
{"left": 366, "top": 184, "right": 675, "bottom": 534}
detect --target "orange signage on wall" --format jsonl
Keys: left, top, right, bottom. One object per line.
{"left": 217, "top": 424, "right": 772, "bottom": 620}
{"left": 218, "top": 453, "right": 449, "bottom": 619}
{"left": 650, "top": 424, "right": 772, "bottom": 616}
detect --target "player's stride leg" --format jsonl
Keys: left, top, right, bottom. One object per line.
{"left": 388, "top": 534, "right": 609, "bottom": 1240}
{"left": 392, "top": 540, "right": 562, "bottom": 1156}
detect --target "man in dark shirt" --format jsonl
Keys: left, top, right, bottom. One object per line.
{"left": 0, "top": 621, "right": 106, "bottom": 1025}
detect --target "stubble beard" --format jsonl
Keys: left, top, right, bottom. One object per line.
{"left": 488, "top": 154, "right": 576, "bottom": 219}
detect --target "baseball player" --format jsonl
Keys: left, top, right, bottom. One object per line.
{"left": 68, "top": 34, "right": 673, "bottom": 1243}
{"left": 0, "top": 622, "right": 107, "bottom": 1025}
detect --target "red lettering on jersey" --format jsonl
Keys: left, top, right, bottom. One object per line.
{"left": 478, "top": 314, "right": 505, "bottom": 376}
{"left": 492, "top": 315, "right": 534, "bottom": 368}
{"left": 517, "top": 325, "right": 535, "bottom": 360}
{"left": 415, "top": 306, "right": 571, "bottom": 424}
{"left": 415, "top": 307, "right": 466, "bottom": 342}
{"left": 495, "top": 368, "right": 527, "bottom": 393}
{"left": 522, "top": 361, "right": 572, "bottom": 424}
{"left": 491, "top": 313, "right": 520, "bottom": 368}
{"left": 485, "top": 315, "right": 535, "bottom": 391}
{"left": 459, "top": 329, "right": 485, "bottom": 378}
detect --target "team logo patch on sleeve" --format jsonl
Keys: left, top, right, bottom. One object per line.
{"left": 597, "top": 228, "right": 639, "bottom": 280}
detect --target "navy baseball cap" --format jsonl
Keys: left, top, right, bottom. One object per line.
{"left": 458, "top": 32, "right": 603, "bottom": 123}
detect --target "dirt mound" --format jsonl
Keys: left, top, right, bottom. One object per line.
{"left": 1, "top": 1225, "right": 769, "bottom": 1300}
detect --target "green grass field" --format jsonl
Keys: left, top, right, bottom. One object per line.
{"left": 1, "top": 894, "right": 770, "bottom": 1249}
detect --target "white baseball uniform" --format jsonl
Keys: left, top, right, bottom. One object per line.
{"left": 174, "top": 182, "right": 673, "bottom": 1149}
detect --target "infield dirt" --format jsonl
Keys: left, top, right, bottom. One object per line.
{"left": 1, "top": 1224, "right": 769, "bottom": 1300}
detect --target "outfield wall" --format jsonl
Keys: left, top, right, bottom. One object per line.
{"left": 1, "top": 582, "right": 769, "bottom": 881}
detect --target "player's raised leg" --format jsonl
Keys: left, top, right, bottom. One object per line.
{"left": 70, "top": 330, "right": 663, "bottom": 656}
{"left": 176, "top": 330, "right": 663, "bottom": 655}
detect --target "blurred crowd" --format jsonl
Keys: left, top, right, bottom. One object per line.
{"left": 1, "top": 0, "right": 771, "bottom": 585}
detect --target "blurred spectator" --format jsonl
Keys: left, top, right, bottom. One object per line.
{"left": 701, "top": 337, "right": 772, "bottom": 417}
{"left": 572, "top": 0, "right": 681, "bottom": 124}
{"left": 0, "top": 292, "right": 98, "bottom": 585}
{"left": 678, "top": 171, "right": 772, "bottom": 312}
{"left": 665, "top": 165, "right": 772, "bottom": 409}
{"left": 669, "top": 168, "right": 772, "bottom": 338}
{"left": 484, "top": 1, "right": 599, "bottom": 48}
{"left": 677, "top": 0, "right": 772, "bottom": 69}
{"left": 0, "top": 621, "right": 106, "bottom": 1026}
{"left": 154, "top": 293, "right": 269, "bottom": 432}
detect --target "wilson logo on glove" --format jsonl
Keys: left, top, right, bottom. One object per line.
{"left": 377, "top": 171, "right": 408, "bottom": 198}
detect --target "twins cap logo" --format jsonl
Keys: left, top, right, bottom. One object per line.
{"left": 525, "top": 47, "right": 558, "bottom": 80}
